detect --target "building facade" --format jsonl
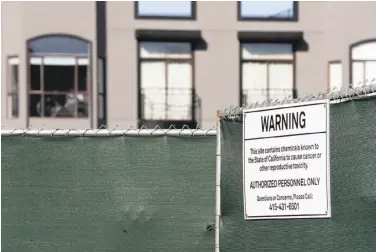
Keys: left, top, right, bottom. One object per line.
{"left": 2, "top": 1, "right": 376, "bottom": 129}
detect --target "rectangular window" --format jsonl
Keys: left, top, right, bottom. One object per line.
{"left": 29, "top": 56, "right": 89, "bottom": 118}
{"left": 238, "top": 1, "right": 297, "bottom": 21}
{"left": 136, "top": 1, "right": 196, "bottom": 19}
{"left": 139, "top": 42, "right": 193, "bottom": 121}
{"left": 7, "top": 57, "right": 19, "bottom": 118}
{"left": 241, "top": 43, "right": 294, "bottom": 106}
{"left": 328, "top": 61, "right": 342, "bottom": 90}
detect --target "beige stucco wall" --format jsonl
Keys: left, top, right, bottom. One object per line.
{"left": 2, "top": 1, "right": 375, "bottom": 129}
{"left": 106, "top": 1, "right": 376, "bottom": 128}
{"left": 1, "top": 1, "right": 97, "bottom": 129}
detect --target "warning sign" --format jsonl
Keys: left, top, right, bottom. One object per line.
{"left": 243, "top": 100, "right": 331, "bottom": 220}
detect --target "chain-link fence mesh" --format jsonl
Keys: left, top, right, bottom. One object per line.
{"left": 2, "top": 82, "right": 376, "bottom": 252}
{"left": 1, "top": 129, "right": 216, "bottom": 252}
{"left": 219, "top": 83, "right": 376, "bottom": 251}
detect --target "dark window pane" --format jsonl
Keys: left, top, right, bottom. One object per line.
{"left": 97, "top": 58, "right": 104, "bottom": 93}
{"left": 28, "top": 35, "right": 89, "bottom": 54}
{"left": 12, "top": 65, "right": 19, "bottom": 90}
{"left": 29, "top": 94, "right": 42, "bottom": 117}
{"left": 44, "top": 65, "right": 74, "bottom": 92}
{"left": 78, "top": 65, "right": 88, "bottom": 91}
{"left": 138, "top": 1, "right": 192, "bottom": 17}
{"left": 44, "top": 94, "right": 74, "bottom": 117}
{"left": 8, "top": 64, "right": 18, "bottom": 92}
{"left": 8, "top": 94, "right": 19, "bottom": 118}
{"left": 30, "top": 63, "right": 41, "bottom": 90}
{"left": 98, "top": 94, "right": 104, "bottom": 119}
{"left": 240, "top": 1, "right": 295, "bottom": 19}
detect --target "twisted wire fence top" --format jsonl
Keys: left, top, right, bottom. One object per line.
{"left": 2, "top": 82, "right": 375, "bottom": 136}
{"left": 1, "top": 124, "right": 217, "bottom": 137}
{"left": 220, "top": 82, "right": 376, "bottom": 120}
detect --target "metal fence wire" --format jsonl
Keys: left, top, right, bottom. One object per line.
{"left": 220, "top": 81, "right": 376, "bottom": 120}
{"left": 1, "top": 124, "right": 217, "bottom": 137}
{"left": 2, "top": 82, "right": 375, "bottom": 137}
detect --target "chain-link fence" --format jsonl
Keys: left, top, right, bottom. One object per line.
{"left": 1, "top": 126, "right": 216, "bottom": 252}
{"left": 2, "top": 82, "right": 376, "bottom": 252}
{"left": 219, "top": 82, "right": 376, "bottom": 252}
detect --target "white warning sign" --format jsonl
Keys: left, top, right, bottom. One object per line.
{"left": 243, "top": 100, "right": 331, "bottom": 220}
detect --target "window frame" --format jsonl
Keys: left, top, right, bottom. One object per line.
{"left": 134, "top": 1, "right": 197, "bottom": 20}
{"left": 239, "top": 43, "right": 297, "bottom": 107}
{"left": 349, "top": 39, "right": 376, "bottom": 87}
{"left": 6, "top": 55, "right": 20, "bottom": 118}
{"left": 26, "top": 34, "right": 92, "bottom": 119}
{"left": 97, "top": 57, "right": 106, "bottom": 127}
{"left": 137, "top": 41, "right": 196, "bottom": 126}
{"left": 328, "top": 60, "right": 342, "bottom": 91}
{"left": 237, "top": 1, "right": 298, "bottom": 22}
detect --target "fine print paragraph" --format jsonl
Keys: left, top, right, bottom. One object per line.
{"left": 248, "top": 142, "right": 323, "bottom": 173}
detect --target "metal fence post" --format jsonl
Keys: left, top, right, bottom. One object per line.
{"left": 215, "top": 111, "right": 221, "bottom": 252}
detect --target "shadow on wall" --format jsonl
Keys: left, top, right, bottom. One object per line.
{"left": 295, "top": 38, "right": 309, "bottom": 52}
{"left": 194, "top": 37, "right": 208, "bottom": 51}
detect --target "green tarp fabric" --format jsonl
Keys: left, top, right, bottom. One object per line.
{"left": 220, "top": 97, "right": 376, "bottom": 251}
{"left": 1, "top": 136, "right": 216, "bottom": 252}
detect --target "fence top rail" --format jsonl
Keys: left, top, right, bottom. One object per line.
{"left": 220, "top": 82, "right": 376, "bottom": 119}
{"left": 1, "top": 126, "right": 217, "bottom": 137}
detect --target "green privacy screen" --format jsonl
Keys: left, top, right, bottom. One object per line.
{"left": 220, "top": 97, "right": 376, "bottom": 251}
{"left": 2, "top": 136, "right": 215, "bottom": 251}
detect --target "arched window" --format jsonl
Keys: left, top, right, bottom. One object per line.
{"left": 28, "top": 35, "right": 91, "bottom": 118}
{"left": 350, "top": 39, "right": 376, "bottom": 87}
